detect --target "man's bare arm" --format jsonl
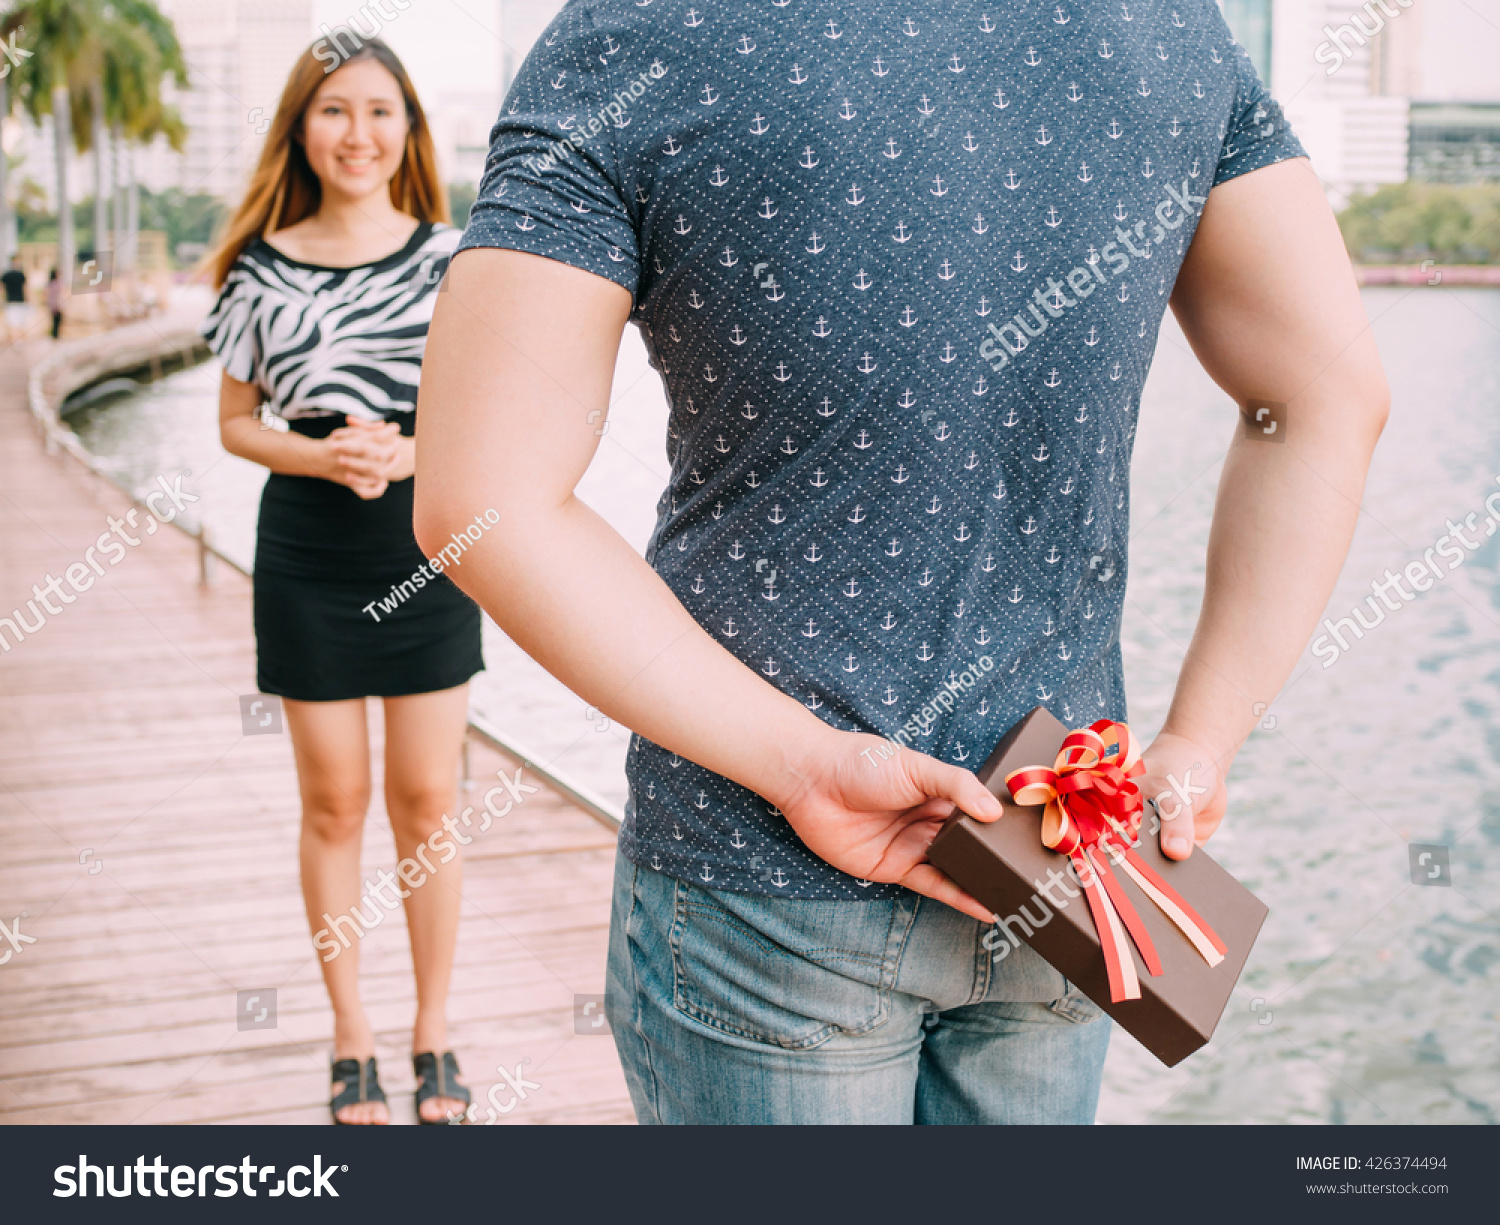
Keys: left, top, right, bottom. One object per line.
{"left": 1141, "top": 156, "right": 1389, "bottom": 855}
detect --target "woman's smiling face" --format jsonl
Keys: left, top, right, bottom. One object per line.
{"left": 300, "top": 56, "right": 409, "bottom": 202}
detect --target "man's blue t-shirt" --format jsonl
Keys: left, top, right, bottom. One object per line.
{"left": 456, "top": 0, "right": 1305, "bottom": 899}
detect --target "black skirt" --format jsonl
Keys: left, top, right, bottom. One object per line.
{"left": 252, "top": 425, "right": 484, "bottom": 702}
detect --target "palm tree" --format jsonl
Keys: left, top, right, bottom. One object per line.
{"left": 1, "top": 0, "right": 97, "bottom": 283}
{"left": 1, "top": 0, "right": 184, "bottom": 287}
{"left": 91, "top": 0, "right": 185, "bottom": 273}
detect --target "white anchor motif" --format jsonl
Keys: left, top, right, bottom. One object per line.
{"left": 825, "top": 18, "right": 842, "bottom": 39}
{"left": 801, "top": 619, "right": 819, "bottom": 639}
{"left": 737, "top": 34, "right": 755, "bottom": 54}
{"left": 789, "top": 63, "right": 807, "bottom": 85}
{"left": 1025, "top": 46, "right": 1042, "bottom": 66}
{"left": 873, "top": 54, "right": 889, "bottom": 77}
{"left": 684, "top": 7, "right": 703, "bottom": 26}
{"left": 807, "top": 233, "right": 826, "bottom": 254}
{"left": 710, "top": 165, "right": 729, "bottom": 186}
{"left": 817, "top": 396, "right": 837, "bottom": 416}
{"left": 1004, "top": 169, "right": 1021, "bottom": 190}
{"left": 750, "top": 114, "right": 769, "bottom": 135}
{"left": 917, "top": 642, "right": 934, "bottom": 661}
{"left": 847, "top": 184, "right": 866, "bottom": 205}
{"left": 886, "top": 538, "right": 903, "bottom": 557}
{"left": 994, "top": 87, "right": 1009, "bottom": 110}
{"left": 700, "top": 84, "right": 718, "bottom": 105}
{"left": 839, "top": 99, "right": 857, "bottom": 121}
{"left": 973, "top": 213, "right": 988, "bottom": 235}
{"left": 949, "top": 54, "right": 965, "bottom": 73}
{"left": 799, "top": 147, "right": 819, "bottom": 169}
{"left": 881, "top": 611, "right": 897, "bottom": 630}
{"left": 730, "top": 830, "right": 747, "bottom": 849}
{"left": 843, "top": 653, "right": 860, "bottom": 673}
{"left": 805, "top": 543, "right": 823, "bottom": 561}
{"left": 758, "top": 197, "right": 777, "bottom": 219}
{"left": 893, "top": 464, "right": 910, "bottom": 484}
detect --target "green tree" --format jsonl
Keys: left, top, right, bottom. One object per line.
{"left": 1338, "top": 182, "right": 1500, "bottom": 264}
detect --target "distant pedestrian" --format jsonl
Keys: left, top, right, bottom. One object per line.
{"left": 2, "top": 256, "right": 29, "bottom": 343}
{"left": 45, "top": 268, "right": 62, "bottom": 340}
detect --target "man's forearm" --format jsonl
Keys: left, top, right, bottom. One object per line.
{"left": 429, "top": 494, "right": 841, "bottom": 811}
{"left": 1161, "top": 413, "right": 1382, "bottom": 766}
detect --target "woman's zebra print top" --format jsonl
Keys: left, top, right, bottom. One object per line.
{"left": 201, "top": 221, "right": 459, "bottom": 425}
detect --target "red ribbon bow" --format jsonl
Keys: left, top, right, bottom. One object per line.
{"left": 1005, "top": 719, "right": 1227, "bottom": 1003}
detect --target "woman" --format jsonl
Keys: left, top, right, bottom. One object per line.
{"left": 201, "top": 39, "right": 482, "bottom": 1125}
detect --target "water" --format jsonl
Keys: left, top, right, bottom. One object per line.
{"left": 69, "top": 286, "right": 1500, "bottom": 1124}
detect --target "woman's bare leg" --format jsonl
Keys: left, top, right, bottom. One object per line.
{"left": 382, "top": 684, "right": 471, "bottom": 1122}
{"left": 283, "top": 696, "right": 387, "bottom": 1125}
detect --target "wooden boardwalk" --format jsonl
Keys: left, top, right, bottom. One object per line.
{"left": 0, "top": 337, "right": 633, "bottom": 1124}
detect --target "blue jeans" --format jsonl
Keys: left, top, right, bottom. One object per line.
{"left": 604, "top": 853, "right": 1111, "bottom": 1124}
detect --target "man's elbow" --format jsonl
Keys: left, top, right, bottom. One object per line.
{"left": 412, "top": 486, "right": 466, "bottom": 563}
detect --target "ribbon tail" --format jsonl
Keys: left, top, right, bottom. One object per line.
{"left": 1091, "top": 844, "right": 1164, "bottom": 978}
{"left": 1076, "top": 849, "right": 1140, "bottom": 1003}
{"left": 1117, "top": 848, "right": 1228, "bottom": 966}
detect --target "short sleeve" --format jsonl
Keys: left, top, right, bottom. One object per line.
{"left": 200, "top": 263, "right": 260, "bottom": 385}
{"left": 456, "top": 1, "right": 641, "bottom": 303}
{"left": 1213, "top": 45, "right": 1307, "bottom": 187}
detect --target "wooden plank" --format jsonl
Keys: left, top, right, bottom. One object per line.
{"left": 0, "top": 335, "right": 634, "bottom": 1125}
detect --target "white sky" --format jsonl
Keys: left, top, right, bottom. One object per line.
{"left": 310, "top": 0, "right": 569, "bottom": 112}
{"left": 310, "top": 0, "right": 1500, "bottom": 110}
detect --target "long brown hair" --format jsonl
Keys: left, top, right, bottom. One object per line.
{"left": 204, "top": 38, "right": 449, "bottom": 288}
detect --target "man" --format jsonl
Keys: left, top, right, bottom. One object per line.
{"left": 415, "top": 2, "right": 1387, "bottom": 1124}
{"left": 2, "top": 255, "right": 29, "bottom": 343}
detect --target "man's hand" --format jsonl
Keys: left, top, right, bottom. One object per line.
{"left": 774, "top": 734, "right": 1005, "bottom": 922}
{"left": 1134, "top": 732, "right": 1227, "bottom": 861}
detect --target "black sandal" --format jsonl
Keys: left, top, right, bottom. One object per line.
{"left": 330, "top": 1056, "right": 387, "bottom": 1125}
{"left": 413, "top": 1050, "right": 471, "bottom": 1125}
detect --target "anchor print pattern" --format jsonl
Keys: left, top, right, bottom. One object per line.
{"left": 459, "top": 0, "right": 1304, "bottom": 899}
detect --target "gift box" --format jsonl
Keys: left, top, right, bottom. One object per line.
{"left": 927, "top": 706, "right": 1268, "bottom": 1067}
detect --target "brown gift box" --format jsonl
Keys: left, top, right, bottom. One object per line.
{"left": 927, "top": 706, "right": 1268, "bottom": 1067}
